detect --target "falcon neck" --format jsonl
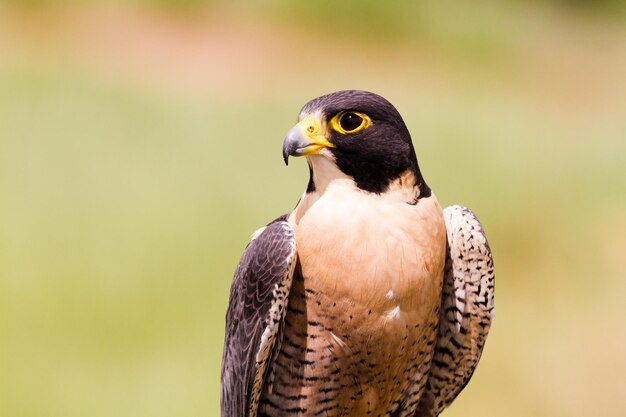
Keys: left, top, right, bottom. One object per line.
{"left": 305, "top": 154, "right": 431, "bottom": 204}
{"left": 298, "top": 155, "right": 426, "bottom": 217}
{"left": 305, "top": 155, "right": 353, "bottom": 195}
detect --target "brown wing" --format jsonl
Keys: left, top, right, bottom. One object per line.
{"left": 414, "top": 205, "right": 495, "bottom": 417}
{"left": 221, "top": 220, "right": 297, "bottom": 417}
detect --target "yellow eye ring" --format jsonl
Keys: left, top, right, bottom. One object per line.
{"left": 329, "top": 111, "right": 372, "bottom": 135}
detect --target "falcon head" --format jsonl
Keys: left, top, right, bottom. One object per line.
{"left": 283, "top": 90, "right": 430, "bottom": 196}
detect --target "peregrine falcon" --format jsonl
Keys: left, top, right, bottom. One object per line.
{"left": 221, "top": 90, "right": 495, "bottom": 417}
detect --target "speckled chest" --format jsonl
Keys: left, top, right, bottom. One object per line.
{"left": 261, "top": 273, "right": 441, "bottom": 416}
{"left": 258, "top": 186, "right": 447, "bottom": 416}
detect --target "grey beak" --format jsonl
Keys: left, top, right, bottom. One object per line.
{"left": 282, "top": 125, "right": 307, "bottom": 166}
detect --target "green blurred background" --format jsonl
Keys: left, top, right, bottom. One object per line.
{"left": 1, "top": 1, "right": 625, "bottom": 416}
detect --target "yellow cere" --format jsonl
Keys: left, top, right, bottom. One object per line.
{"left": 297, "top": 116, "right": 335, "bottom": 151}
{"left": 299, "top": 115, "right": 323, "bottom": 137}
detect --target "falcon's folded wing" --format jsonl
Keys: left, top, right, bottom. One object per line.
{"left": 414, "top": 205, "right": 495, "bottom": 417}
{"left": 221, "top": 220, "right": 297, "bottom": 417}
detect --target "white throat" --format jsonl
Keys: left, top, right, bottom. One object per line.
{"left": 291, "top": 154, "right": 422, "bottom": 225}
{"left": 307, "top": 153, "right": 353, "bottom": 194}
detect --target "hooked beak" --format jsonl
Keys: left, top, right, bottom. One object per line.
{"left": 282, "top": 116, "right": 335, "bottom": 165}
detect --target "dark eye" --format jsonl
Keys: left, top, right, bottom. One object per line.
{"left": 339, "top": 112, "right": 364, "bottom": 132}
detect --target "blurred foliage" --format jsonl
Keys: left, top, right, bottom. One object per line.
{"left": 3, "top": 0, "right": 626, "bottom": 9}
{"left": 4, "top": 0, "right": 626, "bottom": 17}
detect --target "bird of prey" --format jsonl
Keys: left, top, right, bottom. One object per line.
{"left": 221, "top": 90, "right": 495, "bottom": 417}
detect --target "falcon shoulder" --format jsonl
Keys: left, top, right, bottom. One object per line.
{"left": 415, "top": 205, "right": 495, "bottom": 417}
{"left": 221, "top": 218, "right": 297, "bottom": 417}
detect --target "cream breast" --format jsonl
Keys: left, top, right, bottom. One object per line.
{"left": 288, "top": 158, "right": 447, "bottom": 318}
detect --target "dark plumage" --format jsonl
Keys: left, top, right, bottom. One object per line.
{"left": 221, "top": 221, "right": 297, "bottom": 417}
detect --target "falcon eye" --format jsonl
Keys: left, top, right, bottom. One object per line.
{"left": 330, "top": 111, "right": 372, "bottom": 135}
{"left": 340, "top": 113, "right": 363, "bottom": 132}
